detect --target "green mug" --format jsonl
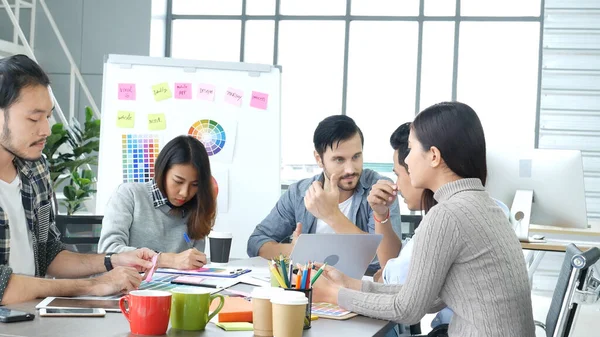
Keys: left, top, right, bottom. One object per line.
{"left": 170, "top": 287, "right": 225, "bottom": 331}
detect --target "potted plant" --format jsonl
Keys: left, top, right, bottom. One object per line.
{"left": 43, "top": 106, "right": 100, "bottom": 215}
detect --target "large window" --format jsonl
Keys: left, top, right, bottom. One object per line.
{"left": 165, "top": 0, "right": 542, "bottom": 170}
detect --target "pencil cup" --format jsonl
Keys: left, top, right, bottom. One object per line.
{"left": 271, "top": 291, "right": 308, "bottom": 337}
{"left": 284, "top": 288, "right": 312, "bottom": 329}
{"left": 270, "top": 260, "right": 289, "bottom": 287}
{"left": 251, "top": 287, "right": 284, "bottom": 336}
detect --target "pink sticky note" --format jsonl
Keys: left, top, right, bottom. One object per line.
{"left": 224, "top": 87, "right": 243, "bottom": 106}
{"left": 197, "top": 83, "right": 216, "bottom": 101}
{"left": 174, "top": 83, "right": 192, "bottom": 99}
{"left": 144, "top": 254, "right": 159, "bottom": 282}
{"left": 250, "top": 91, "right": 269, "bottom": 110}
{"left": 118, "top": 83, "right": 136, "bottom": 100}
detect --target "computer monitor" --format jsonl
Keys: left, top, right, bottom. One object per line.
{"left": 486, "top": 148, "right": 588, "bottom": 239}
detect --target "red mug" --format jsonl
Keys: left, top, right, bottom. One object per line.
{"left": 119, "top": 290, "right": 172, "bottom": 335}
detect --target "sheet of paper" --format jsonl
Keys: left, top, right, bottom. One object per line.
{"left": 174, "top": 83, "right": 192, "bottom": 99}
{"left": 118, "top": 83, "right": 136, "bottom": 100}
{"left": 224, "top": 87, "right": 243, "bottom": 106}
{"left": 250, "top": 91, "right": 268, "bottom": 110}
{"left": 152, "top": 82, "right": 172, "bottom": 101}
{"left": 116, "top": 111, "right": 135, "bottom": 128}
{"left": 198, "top": 83, "right": 216, "bottom": 101}
{"left": 148, "top": 113, "right": 166, "bottom": 131}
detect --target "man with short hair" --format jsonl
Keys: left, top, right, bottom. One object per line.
{"left": 247, "top": 115, "right": 402, "bottom": 269}
{"left": 0, "top": 54, "right": 155, "bottom": 305}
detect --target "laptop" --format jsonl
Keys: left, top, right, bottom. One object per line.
{"left": 290, "top": 234, "right": 383, "bottom": 279}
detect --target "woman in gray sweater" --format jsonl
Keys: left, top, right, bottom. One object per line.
{"left": 314, "top": 102, "right": 535, "bottom": 337}
{"left": 98, "top": 135, "right": 217, "bottom": 270}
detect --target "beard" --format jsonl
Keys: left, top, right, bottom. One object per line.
{"left": 0, "top": 126, "right": 43, "bottom": 162}
{"left": 322, "top": 166, "right": 360, "bottom": 192}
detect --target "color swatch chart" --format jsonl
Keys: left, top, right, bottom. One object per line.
{"left": 188, "top": 119, "right": 226, "bottom": 156}
{"left": 311, "top": 303, "right": 351, "bottom": 317}
{"left": 121, "top": 134, "right": 160, "bottom": 183}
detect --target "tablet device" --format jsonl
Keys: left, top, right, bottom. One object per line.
{"left": 36, "top": 297, "right": 121, "bottom": 313}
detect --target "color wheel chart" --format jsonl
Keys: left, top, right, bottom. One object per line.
{"left": 188, "top": 119, "right": 226, "bottom": 156}
{"left": 121, "top": 134, "right": 160, "bottom": 183}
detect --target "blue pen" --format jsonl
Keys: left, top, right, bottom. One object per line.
{"left": 183, "top": 233, "right": 193, "bottom": 249}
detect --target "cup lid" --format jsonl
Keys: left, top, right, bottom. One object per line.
{"left": 251, "top": 286, "right": 284, "bottom": 300}
{"left": 270, "top": 291, "right": 308, "bottom": 305}
{"left": 208, "top": 231, "right": 233, "bottom": 239}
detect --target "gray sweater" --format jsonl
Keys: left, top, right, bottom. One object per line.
{"left": 338, "top": 179, "right": 535, "bottom": 337}
{"left": 98, "top": 182, "right": 205, "bottom": 254}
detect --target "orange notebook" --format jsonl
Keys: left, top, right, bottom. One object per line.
{"left": 210, "top": 296, "right": 253, "bottom": 323}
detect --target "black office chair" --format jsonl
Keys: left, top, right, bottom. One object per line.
{"left": 536, "top": 243, "right": 600, "bottom": 337}
{"left": 55, "top": 215, "right": 103, "bottom": 252}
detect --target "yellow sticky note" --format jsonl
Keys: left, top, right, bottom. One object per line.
{"left": 148, "top": 113, "right": 166, "bottom": 131}
{"left": 116, "top": 111, "right": 135, "bottom": 128}
{"left": 152, "top": 82, "right": 172, "bottom": 101}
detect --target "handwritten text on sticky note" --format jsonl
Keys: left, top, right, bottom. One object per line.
{"left": 250, "top": 91, "right": 269, "bottom": 110}
{"left": 152, "top": 82, "right": 172, "bottom": 101}
{"left": 118, "top": 83, "right": 136, "bottom": 100}
{"left": 117, "top": 111, "right": 135, "bottom": 128}
{"left": 224, "top": 87, "right": 243, "bottom": 106}
{"left": 175, "top": 83, "right": 192, "bottom": 99}
{"left": 198, "top": 84, "right": 216, "bottom": 101}
{"left": 148, "top": 113, "right": 166, "bottom": 131}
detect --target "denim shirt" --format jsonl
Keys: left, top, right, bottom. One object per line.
{"left": 246, "top": 169, "right": 401, "bottom": 267}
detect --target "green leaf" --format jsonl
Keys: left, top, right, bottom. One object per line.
{"left": 63, "top": 185, "right": 76, "bottom": 200}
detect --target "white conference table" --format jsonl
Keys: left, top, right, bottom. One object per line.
{"left": 0, "top": 257, "right": 395, "bottom": 337}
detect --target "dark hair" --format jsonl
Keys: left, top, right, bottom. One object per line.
{"left": 412, "top": 102, "right": 487, "bottom": 212}
{"left": 154, "top": 135, "right": 216, "bottom": 239}
{"left": 390, "top": 122, "right": 411, "bottom": 171}
{"left": 313, "top": 115, "right": 364, "bottom": 157}
{"left": 0, "top": 54, "right": 50, "bottom": 118}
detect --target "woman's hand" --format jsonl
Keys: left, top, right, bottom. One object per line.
{"left": 373, "top": 269, "right": 384, "bottom": 283}
{"left": 312, "top": 263, "right": 362, "bottom": 290}
{"left": 160, "top": 249, "right": 207, "bottom": 270}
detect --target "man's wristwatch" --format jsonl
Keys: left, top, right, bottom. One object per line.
{"left": 104, "top": 253, "right": 116, "bottom": 271}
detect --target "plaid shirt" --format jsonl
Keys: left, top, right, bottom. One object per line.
{"left": 0, "top": 156, "right": 65, "bottom": 302}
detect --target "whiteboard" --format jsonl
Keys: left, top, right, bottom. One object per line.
{"left": 96, "top": 54, "right": 281, "bottom": 258}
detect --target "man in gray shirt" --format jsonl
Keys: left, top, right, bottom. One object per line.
{"left": 247, "top": 115, "right": 401, "bottom": 269}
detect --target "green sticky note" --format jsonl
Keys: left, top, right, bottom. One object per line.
{"left": 148, "top": 113, "right": 166, "bottom": 131}
{"left": 152, "top": 82, "right": 172, "bottom": 101}
{"left": 215, "top": 322, "right": 253, "bottom": 331}
{"left": 116, "top": 111, "right": 135, "bottom": 128}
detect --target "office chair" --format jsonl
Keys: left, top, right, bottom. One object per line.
{"left": 537, "top": 243, "right": 600, "bottom": 337}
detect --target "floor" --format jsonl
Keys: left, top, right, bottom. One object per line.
{"left": 417, "top": 251, "right": 600, "bottom": 336}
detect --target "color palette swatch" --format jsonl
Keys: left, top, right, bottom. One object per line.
{"left": 311, "top": 303, "right": 351, "bottom": 317}
{"left": 188, "top": 119, "right": 226, "bottom": 156}
{"left": 121, "top": 134, "right": 160, "bottom": 183}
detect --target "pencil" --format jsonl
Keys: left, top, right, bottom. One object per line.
{"left": 269, "top": 261, "right": 287, "bottom": 288}
{"left": 295, "top": 266, "right": 302, "bottom": 289}
{"left": 305, "top": 263, "right": 312, "bottom": 289}
{"left": 279, "top": 257, "right": 289, "bottom": 288}
{"left": 300, "top": 265, "right": 308, "bottom": 290}
{"left": 310, "top": 262, "right": 327, "bottom": 286}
